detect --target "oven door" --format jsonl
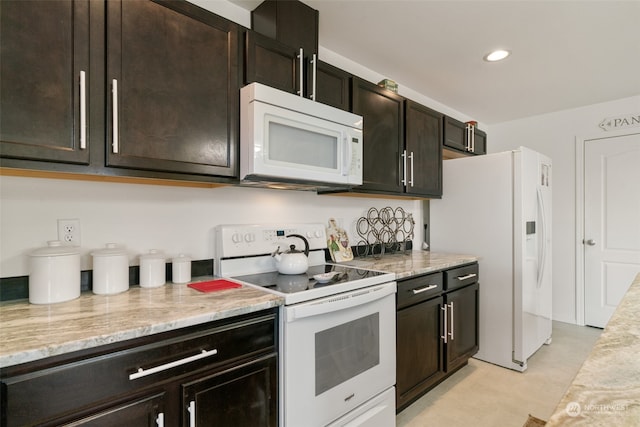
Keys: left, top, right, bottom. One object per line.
{"left": 282, "top": 282, "right": 396, "bottom": 427}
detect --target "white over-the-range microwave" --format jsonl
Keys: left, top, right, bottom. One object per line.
{"left": 240, "top": 82, "right": 363, "bottom": 190}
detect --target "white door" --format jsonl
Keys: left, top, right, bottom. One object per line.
{"left": 584, "top": 132, "right": 640, "bottom": 327}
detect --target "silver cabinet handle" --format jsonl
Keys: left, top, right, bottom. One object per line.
{"left": 188, "top": 400, "right": 196, "bottom": 427}
{"left": 156, "top": 413, "right": 164, "bottom": 427}
{"left": 409, "top": 151, "right": 414, "bottom": 187}
{"left": 448, "top": 301, "right": 455, "bottom": 340}
{"left": 401, "top": 150, "right": 407, "bottom": 185}
{"left": 412, "top": 284, "right": 438, "bottom": 294}
{"left": 297, "top": 48, "right": 304, "bottom": 97}
{"left": 457, "top": 273, "right": 477, "bottom": 281}
{"left": 309, "top": 53, "right": 317, "bottom": 101}
{"left": 441, "top": 304, "right": 448, "bottom": 344}
{"left": 112, "top": 79, "right": 119, "bottom": 153}
{"left": 584, "top": 239, "right": 596, "bottom": 246}
{"left": 79, "top": 71, "right": 87, "bottom": 150}
{"left": 470, "top": 124, "right": 475, "bottom": 152}
{"left": 129, "top": 349, "right": 218, "bottom": 380}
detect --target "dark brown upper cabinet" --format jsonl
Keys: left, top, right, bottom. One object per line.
{"left": 315, "top": 60, "right": 351, "bottom": 111}
{"left": 252, "top": 0, "right": 318, "bottom": 60}
{"left": 106, "top": 0, "right": 240, "bottom": 178}
{"left": 347, "top": 78, "right": 442, "bottom": 198}
{"left": 443, "top": 116, "right": 487, "bottom": 158}
{"left": 351, "top": 77, "right": 405, "bottom": 194}
{"left": 0, "top": 0, "right": 90, "bottom": 165}
{"left": 248, "top": 0, "right": 347, "bottom": 108}
{"left": 405, "top": 100, "right": 443, "bottom": 197}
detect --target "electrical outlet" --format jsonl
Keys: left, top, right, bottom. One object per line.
{"left": 57, "top": 219, "right": 81, "bottom": 246}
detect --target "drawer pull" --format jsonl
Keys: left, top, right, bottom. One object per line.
{"left": 457, "top": 273, "right": 477, "bottom": 281}
{"left": 156, "top": 412, "right": 164, "bottom": 427}
{"left": 129, "top": 349, "right": 218, "bottom": 380}
{"left": 412, "top": 284, "right": 438, "bottom": 294}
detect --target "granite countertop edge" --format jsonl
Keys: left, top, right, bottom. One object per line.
{"left": 0, "top": 251, "right": 478, "bottom": 369}
{"left": 545, "top": 273, "right": 640, "bottom": 426}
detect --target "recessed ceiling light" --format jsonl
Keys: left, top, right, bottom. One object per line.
{"left": 484, "top": 50, "right": 511, "bottom": 62}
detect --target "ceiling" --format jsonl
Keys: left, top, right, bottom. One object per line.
{"left": 229, "top": 0, "right": 640, "bottom": 125}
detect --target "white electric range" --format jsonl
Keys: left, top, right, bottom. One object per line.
{"left": 215, "top": 223, "right": 397, "bottom": 427}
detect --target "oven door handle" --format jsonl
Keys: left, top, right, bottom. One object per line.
{"left": 286, "top": 282, "right": 396, "bottom": 322}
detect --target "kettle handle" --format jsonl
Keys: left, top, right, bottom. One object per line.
{"left": 286, "top": 234, "right": 309, "bottom": 257}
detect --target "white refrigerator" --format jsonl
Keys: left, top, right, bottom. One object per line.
{"left": 430, "top": 147, "right": 552, "bottom": 372}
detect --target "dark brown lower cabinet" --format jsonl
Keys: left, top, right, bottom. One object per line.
{"left": 397, "top": 294, "right": 446, "bottom": 409}
{"left": 183, "top": 355, "right": 276, "bottom": 426}
{"left": 0, "top": 309, "right": 278, "bottom": 427}
{"left": 396, "top": 264, "right": 479, "bottom": 413}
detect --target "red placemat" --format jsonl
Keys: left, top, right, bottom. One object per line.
{"left": 188, "top": 279, "right": 242, "bottom": 293}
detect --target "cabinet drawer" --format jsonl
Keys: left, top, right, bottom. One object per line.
{"left": 444, "top": 263, "right": 479, "bottom": 291}
{"left": 1, "top": 312, "right": 276, "bottom": 426}
{"left": 397, "top": 272, "right": 443, "bottom": 309}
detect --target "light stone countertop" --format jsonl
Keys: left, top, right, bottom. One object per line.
{"left": 343, "top": 251, "right": 479, "bottom": 280}
{"left": 0, "top": 251, "right": 478, "bottom": 369}
{"left": 0, "top": 279, "right": 282, "bottom": 368}
{"left": 546, "top": 273, "right": 640, "bottom": 426}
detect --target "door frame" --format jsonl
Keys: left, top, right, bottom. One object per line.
{"left": 575, "top": 128, "right": 640, "bottom": 326}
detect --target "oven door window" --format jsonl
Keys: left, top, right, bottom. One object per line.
{"left": 315, "top": 313, "right": 380, "bottom": 396}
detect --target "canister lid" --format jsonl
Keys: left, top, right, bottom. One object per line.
{"left": 172, "top": 253, "right": 191, "bottom": 264}
{"left": 91, "top": 243, "right": 127, "bottom": 257}
{"left": 30, "top": 240, "right": 80, "bottom": 257}
{"left": 140, "top": 249, "right": 165, "bottom": 261}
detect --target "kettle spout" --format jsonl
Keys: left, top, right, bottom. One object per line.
{"left": 271, "top": 246, "right": 282, "bottom": 263}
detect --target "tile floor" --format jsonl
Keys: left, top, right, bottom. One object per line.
{"left": 396, "top": 321, "right": 602, "bottom": 426}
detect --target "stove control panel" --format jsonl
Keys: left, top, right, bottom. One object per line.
{"left": 215, "top": 223, "right": 327, "bottom": 258}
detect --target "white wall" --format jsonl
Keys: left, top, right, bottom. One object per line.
{"left": 0, "top": 177, "right": 421, "bottom": 277}
{"left": 487, "top": 95, "right": 640, "bottom": 324}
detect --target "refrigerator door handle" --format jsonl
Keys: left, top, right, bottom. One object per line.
{"left": 536, "top": 188, "right": 547, "bottom": 289}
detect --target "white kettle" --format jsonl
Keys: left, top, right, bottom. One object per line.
{"left": 272, "top": 234, "right": 310, "bottom": 275}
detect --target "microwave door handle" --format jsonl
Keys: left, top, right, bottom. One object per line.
{"left": 342, "top": 135, "right": 353, "bottom": 176}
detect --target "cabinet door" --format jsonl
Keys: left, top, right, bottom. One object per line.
{"left": 245, "top": 30, "right": 299, "bottom": 95}
{"left": 405, "top": 100, "right": 443, "bottom": 197}
{"left": 106, "top": 0, "right": 239, "bottom": 177}
{"left": 472, "top": 128, "right": 487, "bottom": 155}
{"left": 314, "top": 60, "right": 351, "bottom": 111}
{"left": 443, "top": 116, "right": 467, "bottom": 153}
{"left": 0, "top": 0, "right": 90, "bottom": 165}
{"left": 445, "top": 282, "right": 479, "bottom": 372}
{"left": 251, "top": 0, "right": 318, "bottom": 56}
{"left": 352, "top": 78, "right": 404, "bottom": 193}
{"left": 182, "top": 355, "right": 277, "bottom": 427}
{"left": 396, "top": 296, "right": 445, "bottom": 411}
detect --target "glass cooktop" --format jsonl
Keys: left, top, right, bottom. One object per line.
{"left": 232, "top": 264, "right": 388, "bottom": 294}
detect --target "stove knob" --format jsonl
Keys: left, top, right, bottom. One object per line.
{"left": 244, "top": 233, "right": 255, "bottom": 243}
{"left": 314, "top": 230, "right": 323, "bottom": 238}
{"left": 231, "top": 233, "right": 242, "bottom": 244}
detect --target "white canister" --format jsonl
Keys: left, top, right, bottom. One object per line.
{"left": 139, "top": 249, "right": 166, "bottom": 288}
{"left": 91, "top": 243, "right": 129, "bottom": 295}
{"left": 29, "top": 241, "right": 80, "bottom": 304}
{"left": 172, "top": 254, "right": 191, "bottom": 283}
